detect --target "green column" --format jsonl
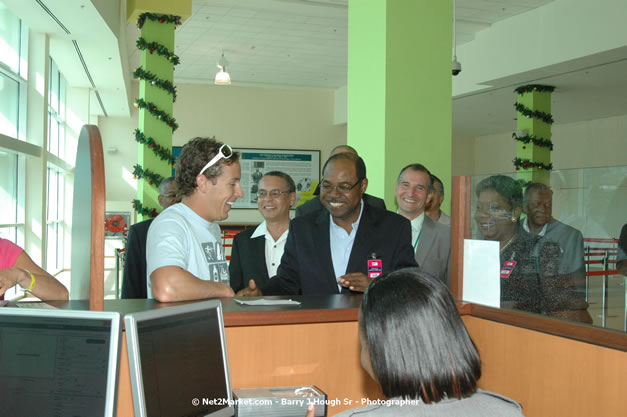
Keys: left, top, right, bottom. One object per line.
{"left": 347, "top": 0, "right": 453, "bottom": 209}
{"left": 136, "top": 19, "right": 175, "bottom": 221}
{"left": 515, "top": 88, "right": 553, "bottom": 184}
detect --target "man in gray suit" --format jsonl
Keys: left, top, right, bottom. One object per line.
{"left": 295, "top": 144, "right": 385, "bottom": 216}
{"left": 395, "top": 164, "right": 450, "bottom": 285}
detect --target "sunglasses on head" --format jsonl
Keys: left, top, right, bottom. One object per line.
{"left": 198, "top": 144, "right": 233, "bottom": 176}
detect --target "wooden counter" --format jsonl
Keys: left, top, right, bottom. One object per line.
{"left": 46, "top": 297, "right": 627, "bottom": 417}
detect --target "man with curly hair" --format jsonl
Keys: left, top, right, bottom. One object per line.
{"left": 146, "top": 137, "right": 243, "bottom": 301}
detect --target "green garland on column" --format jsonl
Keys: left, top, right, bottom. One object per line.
{"left": 513, "top": 84, "right": 555, "bottom": 172}
{"left": 131, "top": 13, "right": 181, "bottom": 217}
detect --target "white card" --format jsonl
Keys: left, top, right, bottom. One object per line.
{"left": 463, "top": 239, "right": 500, "bottom": 308}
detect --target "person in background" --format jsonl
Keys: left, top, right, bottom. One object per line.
{"left": 146, "top": 137, "right": 243, "bottom": 302}
{"left": 425, "top": 174, "right": 451, "bottom": 225}
{"left": 522, "top": 182, "right": 586, "bottom": 295}
{"left": 474, "top": 175, "right": 591, "bottom": 323}
{"left": 237, "top": 152, "right": 415, "bottom": 296}
{"left": 229, "top": 171, "right": 296, "bottom": 292}
{"left": 295, "top": 144, "right": 385, "bottom": 217}
{"left": 312, "top": 268, "right": 524, "bottom": 417}
{"left": 122, "top": 176, "right": 178, "bottom": 299}
{"left": 395, "top": 164, "right": 450, "bottom": 285}
{"left": 0, "top": 238, "right": 69, "bottom": 301}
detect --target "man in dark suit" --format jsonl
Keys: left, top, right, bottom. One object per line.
{"left": 237, "top": 153, "right": 416, "bottom": 296}
{"left": 395, "top": 164, "right": 451, "bottom": 285}
{"left": 229, "top": 171, "right": 296, "bottom": 292}
{"left": 295, "top": 144, "right": 386, "bottom": 216}
{"left": 121, "top": 177, "right": 178, "bottom": 298}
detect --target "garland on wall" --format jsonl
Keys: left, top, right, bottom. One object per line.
{"left": 134, "top": 129, "right": 176, "bottom": 165}
{"left": 136, "top": 37, "right": 180, "bottom": 64}
{"left": 133, "top": 68, "right": 177, "bottom": 101}
{"left": 134, "top": 98, "right": 179, "bottom": 131}
{"left": 512, "top": 132, "right": 554, "bottom": 150}
{"left": 513, "top": 84, "right": 555, "bottom": 172}
{"left": 137, "top": 13, "right": 181, "bottom": 29}
{"left": 132, "top": 199, "right": 159, "bottom": 218}
{"left": 132, "top": 164, "right": 164, "bottom": 187}
{"left": 513, "top": 157, "right": 553, "bottom": 171}
{"left": 131, "top": 13, "right": 181, "bottom": 218}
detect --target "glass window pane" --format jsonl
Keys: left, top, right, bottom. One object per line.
{"left": 0, "top": 151, "right": 18, "bottom": 225}
{"left": 49, "top": 58, "right": 59, "bottom": 114}
{"left": 0, "top": 226, "right": 16, "bottom": 242}
{"left": 0, "top": 72, "right": 19, "bottom": 138}
{"left": 0, "top": 4, "right": 21, "bottom": 72}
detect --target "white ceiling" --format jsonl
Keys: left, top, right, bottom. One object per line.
{"left": 125, "top": 0, "right": 557, "bottom": 89}
{"left": 5, "top": 0, "right": 627, "bottom": 137}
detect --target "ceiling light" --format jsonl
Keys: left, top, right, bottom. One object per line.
{"left": 215, "top": 52, "right": 231, "bottom": 85}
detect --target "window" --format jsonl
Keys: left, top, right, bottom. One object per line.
{"left": 46, "top": 165, "right": 64, "bottom": 273}
{"left": 0, "top": 3, "right": 27, "bottom": 140}
{"left": 45, "top": 57, "right": 68, "bottom": 273}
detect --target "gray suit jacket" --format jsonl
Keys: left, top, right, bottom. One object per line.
{"left": 415, "top": 215, "right": 451, "bottom": 285}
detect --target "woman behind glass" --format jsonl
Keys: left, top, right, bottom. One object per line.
{"left": 474, "top": 175, "right": 590, "bottom": 321}
{"left": 318, "top": 268, "right": 524, "bottom": 417}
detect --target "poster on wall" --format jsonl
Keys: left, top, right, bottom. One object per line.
{"left": 104, "top": 212, "right": 131, "bottom": 238}
{"left": 171, "top": 147, "right": 320, "bottom": 208}
{"left": 235, "top": 148, "right": 320, "bottom": 209}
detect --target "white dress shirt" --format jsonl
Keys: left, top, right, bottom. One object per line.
{"left": 251, "top": 220, "right": 289, "bottom": 278}
{"left": 329, "top": 200, "right": 364, "bottom": 292}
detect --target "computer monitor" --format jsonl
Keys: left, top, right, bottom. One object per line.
{"left": 125, "top": 300, "right": 234, "bottom": 417}
{"left": 0, "top": 308, "right": 122, "bottom": 417}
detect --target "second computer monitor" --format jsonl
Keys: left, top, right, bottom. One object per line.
{"left": 125, "top": 300, "right": 234, "bottom": 417}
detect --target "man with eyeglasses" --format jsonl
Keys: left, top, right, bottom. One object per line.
{"left": 523, "top": 183, "right": 585, "bottom": 292}
{"left": 122, "top": 176, "right": 178, "bottom": 299}
{"left": 295, "top": 144, "right": 386, "bottom": 217}
{"left": 395, "top": 164, "right": 451, "bottom": 285}
{"left": 238, "top": 152, "right": 416, "bottom": 296}
{"left": 146, "top": 137, "right": 243, "bottom": 302}
{"left": 229, "top": 171, "right": 296, "bottom": 292}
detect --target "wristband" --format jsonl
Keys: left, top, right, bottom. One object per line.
{"left": 25, "top": 270, "right": 36, "bottom": 291}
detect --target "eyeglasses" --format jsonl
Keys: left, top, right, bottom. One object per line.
{"left": 258, "top": 189, "right": 291, "bottom": 199}
{"left": 320, "top": 178, "right": 362, "bottom": 194}
{"left": 198, "top": 144, "right": 233, "bottom": 176}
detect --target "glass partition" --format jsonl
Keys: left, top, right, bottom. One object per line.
{"left": 465, "top": 166, "right": 627, "bottom": 331}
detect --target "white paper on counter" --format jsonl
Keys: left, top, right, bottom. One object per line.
{"left": 463, "top": 239, "right": 500, "bottom": 308}
{"left": 234, "top": 298, "right": 301, "bottom": 306}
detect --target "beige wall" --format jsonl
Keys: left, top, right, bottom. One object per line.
{"left": 99, "top": 82, "right": 347, "bottom": 224}
{"left": 462, "top": 114, "right": 627, "bottom": 177}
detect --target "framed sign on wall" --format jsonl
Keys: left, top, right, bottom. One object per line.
{"left": 171, "top": 146, "right": 321, "bottom": 209}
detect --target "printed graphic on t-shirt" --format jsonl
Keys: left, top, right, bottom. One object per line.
{"left": 202, "top": 241, "right": 229, "bottom": 283}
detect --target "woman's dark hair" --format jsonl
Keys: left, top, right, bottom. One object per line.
{"left": 475, "top": 175, "right": 523, "bottom": 209}
{"left": 361, "top": 268, "right": 481, "bottom": 403}
{"left": 176, "top": 137, "right": 240, "bottom": 197}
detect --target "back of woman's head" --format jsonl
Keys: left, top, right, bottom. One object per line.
{"left": 361, "top": 268, "right": 481, "bottom": 403}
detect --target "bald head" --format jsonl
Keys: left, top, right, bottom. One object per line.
{"left": 330, "top": 145, "right": 358, "bottom": 157}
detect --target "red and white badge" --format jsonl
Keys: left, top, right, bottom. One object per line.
{"left": 367, "top": 259, "right": 382, "bottom": 279}
{"left": 500, "top": 260, "right": 517, "bottom": 279}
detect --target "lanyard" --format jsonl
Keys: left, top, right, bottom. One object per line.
{"left": 412, "top": 230, "right": 422, "bottom": 250}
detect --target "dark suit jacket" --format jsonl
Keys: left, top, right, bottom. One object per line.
{"left": 262, "top": 204, "right": 417, "bottom": 295}
{"left": 295, "top": 193, "right": 386, "bottom": 217}
{"left": 415, "top": 215, "right": 451, "bottom": 285}
{"left": 121, "top": 219, "right": 153, "bottom": 299}
{"left": 228, "top": 227, "right": 271, "bottom": 292}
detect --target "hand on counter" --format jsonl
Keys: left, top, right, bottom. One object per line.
{"left": 305, "top": 403, "right": 314, "bottom": 417}
{"left": 236, "top": 279, "right": 263, "bottom": 297}
{"left": 338, "top": 272, "right": 370, "bottom": 293}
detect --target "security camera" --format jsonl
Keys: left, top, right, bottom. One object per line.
{"left": 452, "top": 58, "right": 462, "bottom": 76}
